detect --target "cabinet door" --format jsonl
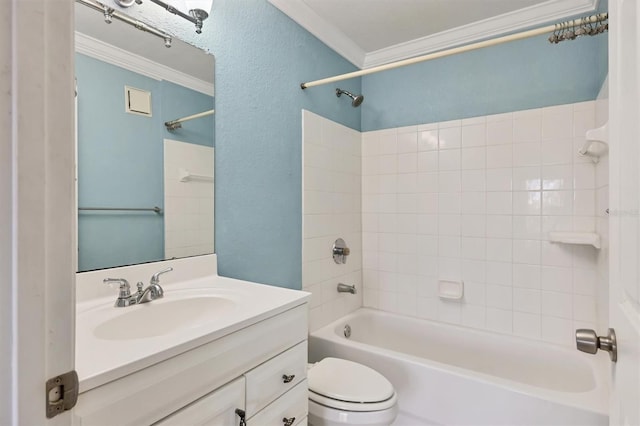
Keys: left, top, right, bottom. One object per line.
{"left": 154, "top": 378, "right": 245, "bottom": 426}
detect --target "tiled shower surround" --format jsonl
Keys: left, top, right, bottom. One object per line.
{"left": 303, "top": 102, "right": 606, "bottom": 346}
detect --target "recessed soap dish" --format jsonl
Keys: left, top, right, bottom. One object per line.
{"left": 439, "top": 280, "right": 464, "bottom": 300}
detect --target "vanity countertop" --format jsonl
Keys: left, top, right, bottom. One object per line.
{"left": 76, "top": 275, "right": 310, "bottom": 393}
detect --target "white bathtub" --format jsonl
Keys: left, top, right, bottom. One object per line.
{"left": 309, "top": 308, "right": 608, "bottom": 426}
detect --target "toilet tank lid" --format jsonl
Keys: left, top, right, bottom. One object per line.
{"left": 307, "top": 358, "right": 395, "bottom": 403}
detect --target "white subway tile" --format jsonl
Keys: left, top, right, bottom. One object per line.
{"left": 573, "top": 294, "right": 597, "bottom": 321}
{"left": 439, "top": 149, "right": 461, "bottom": 171}
{"left": 461, "top": 192, "right": 486, "bottom": 214}
{"left": 513, "top": 312, "right": 541, "bottom": 339}
{"left": 486, "top": 192, "right": 513, "bottom": 215}
{"left": 416, "top": 297, "right": 438, "bottom": 320}
{"left": 418, "top": 151, "right": 438, "bottom": 172}
{"left": 542, "top": 105, "right": 573, "bottom": 140}
{"left": 543, "top": 165, "right": 573, "bottom": 190}
{"left": 462, "top": 305, "right": 486, "bottom": 329}
{"left": 486, "top": 238, "right": 513, "bottom": 262}
{"left": 541, "top": 266, "right": 573, "bottom": 292}
{"left": 486, "top": 308, "right": 513, "bottom": 333}
{"left": 542, "top": 191, "right": 573, "bottom": 216}
{"left": 439, "top": 171, "right": 461, "bottom": 193}
{"left": 486, "top": 215, "right": 513, "bottom": 238}
{"left": 486, "top": 168, "right": 513, "bottom": 191}
{"left": 463, "top": 280, "right": 486, "bottom": 305}
{"left": 461, "top": 214, "right": 486, "bottom": 237}
{"left": 462, "top": 237, "right": 486, "bottom": 260}
{"left": 541, "top": 291, "right": 573, "bottom": 318}
{"left": 461, "top": 147, "right": 486, "bottom": 170}
{"left": 379, "top": 131, "right": 398, "bottom": 154}
{"left": 514, "top": 288, "right": 541, "bottom": 314}
{"left": 439, "top": 126, "right": 462, "bottom": 150}
{"left": 397, "top": 174, "right": 418, "bottom": 194}
{"left": 417, "top": 214, "right": 438, "bottom": 235}
{"left": 438, "top": 214, "right": 461, "bottom": 236}
{"left": 513, "top": 142, "right": 541, "bottom": 167}
{"left": 438, "top": 300, "right": 462, "bottom": 324}
{"left": 541, "top": 140, "right": 573, "bottom": 165}
{"left": 439, "top": 236, "right": 461, "bottom": 258}
{"left": 461, "top": 170, "right": 486, "bottom": 192}
{"left": 379, "top": 194, "right": 397, "bottom": 214}
{"left": 574, "top": 190, "right": 595, "bottom": 216}
{"left": 487, "top": 120, "right": 513, "bottom": 146}
{"left": 397, "top": 213, "right": 418, "bottom": 234}
{"left": 462, "top": 260, "right": 486, "bottom": 282}
{"left": 485, "top": 261, "right": 512, "bottom": 286}
{"left": 573, "top": 268, "right": 597, "bottom": 296}
{"left": 461, "top": 116, "right": 486, "bottom": 126}
{"left": 513, "top": 264, "right": 541, "bottom": 289}
{"left": 513, "top": 240, "right": 541, "bottom": 265}
{"left": 439, "top": 193, "right": 461, "bottom": 214}
{"left": 378, "top": 155, "right": 398, "bottom": 174}
{"left": 573, "top": 103, "right": 596, "bottom": 137}
{"left": 574, "top": 163, "right": 596, "bottom": 190}
{"left": 486, "top": 284, "right": 513, "bottom": 309}
{"left": 487, "top": 145, "right": 513, "bottom": 168}
{"left": 417, "top": 235, "right": 438, "bottom": 256}
{"left": 379, "top": 174, "right": 397, "bottom": 194}
{"left": 378, "top": 213, "right": 398, "bottom": 233}
{"left": 541, "top": 316, "right": 573, "bottom": 345}
{"left": 513, "top": 167, "right": 541, "bottom": 191}
{"left": 513, "top": 191, "right": 542, "bottom": 216}
{"left": 418, "top": 130, "right": 439, "bottom": 151}
{"left": 398, "top": 153, "right": 418, "bottom": 174}
{"left": 513, "top": 115, "right": 542, "bottom": 143}
{"left": 462, "top": 123, "right": 486, "bottom": 148}
{"left": 397, "top": 131, "right": 418, "bottom": 153}
{"left": 417, "top": 172, "right": 439, "bottom": 193}
{"left": 417, "top": 193, "right": 439, "bottom": 214}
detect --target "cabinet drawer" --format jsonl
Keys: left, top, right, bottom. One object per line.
{"left": 154, "top": 377, "right": 245, "bottom": 426}
{"left": 245, "top": 341, "right": 307, "bottom": 416}
{"left": 247, "top": 379, "right": 308, "bottom": 426}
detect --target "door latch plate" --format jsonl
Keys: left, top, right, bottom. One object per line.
{"left": 46, "top": 370, "right": 79, "bottom": 418}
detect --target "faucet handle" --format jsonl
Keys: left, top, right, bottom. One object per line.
{"left": 150, "top": 267, "right": 173, "bottom": 285}
{"left": 103, "top": 278, "right": 131, "bottom": 298}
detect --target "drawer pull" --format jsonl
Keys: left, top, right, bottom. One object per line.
{"left": 282, "top": 374, "right": 295, "bottom": 383}
{"left": 282, "top": 417, "right": 296, "bottom": 426}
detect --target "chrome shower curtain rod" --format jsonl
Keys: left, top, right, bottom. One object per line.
{"left": 300, "top": 13, "right": 608, "bottom": 90}
{"left": 76, "top": 0, "right": 173, "bottom": 47}
{"left": 165, "top": 109, "right": 215, "bottom": 130}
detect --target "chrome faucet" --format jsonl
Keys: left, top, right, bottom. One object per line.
{"left": 337, "top": 283, "right": 357, "bottom": 294}
{"left": 103, "top": 267, "right": 173, "bottom": 307}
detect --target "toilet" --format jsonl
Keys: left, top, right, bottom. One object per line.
{"left": 307, "top": 358, "right": 399, "bottom": 426}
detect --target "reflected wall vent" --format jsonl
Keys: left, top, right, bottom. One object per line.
{"left": 125, "top": 86, "right": 152, "bottom": 117}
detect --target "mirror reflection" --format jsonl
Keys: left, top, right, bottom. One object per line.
{"left": 75, "top": 2, "right": 215, "bottom": 272}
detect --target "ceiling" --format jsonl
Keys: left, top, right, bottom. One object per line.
{"left": 269, "top": 0, "right": 600, "bottom": 68}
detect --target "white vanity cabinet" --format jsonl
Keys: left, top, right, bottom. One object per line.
{"left": 73, "top": 304, "right": 309, "bottom": 426}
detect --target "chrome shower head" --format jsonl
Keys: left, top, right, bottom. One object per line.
{"left": 336, "top": 88, "right": 364, "bottom": 107}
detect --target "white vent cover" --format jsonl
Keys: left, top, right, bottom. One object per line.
{"left": 125, "top": 86, "right": 152, "bottom": 117}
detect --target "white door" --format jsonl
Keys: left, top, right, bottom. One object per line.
{"left": 608, "top": 1, "right": 640, "bottom": 424}
{"left": 1, "top": 0, "right": 77, "bottom": 425}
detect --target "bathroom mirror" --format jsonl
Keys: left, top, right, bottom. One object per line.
{"left": 75, "top": 3, "right": 215, "bottom": 272}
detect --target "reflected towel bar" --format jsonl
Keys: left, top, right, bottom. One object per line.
{"left": 79, "top": 207, "right": 163, "bottom": 214}
{"left": 179, "top": 168, "right": 214, "bottom": 182}
{"left": 165, "top": 109, "right": 215, "bottom": 130}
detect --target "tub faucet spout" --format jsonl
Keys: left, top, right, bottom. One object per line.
{"left": 337, "top": 283, "right": 357, "bottom": 294}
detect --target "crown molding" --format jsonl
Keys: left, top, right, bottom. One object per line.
{"left": 75, "top": 32, "right": 214, "bottom": 96}
{"left": 268, "top": 0, "right": 366, "bottom": 68}
{"left": 270, "top": 0, "right": 599, "bottom": 70}
{"left": 363, "top": 0, "right": 599, "bottom": 68}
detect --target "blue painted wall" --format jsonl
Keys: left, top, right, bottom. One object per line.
{"left": 209, "top": 0, "right": 361, "bottom": 289}
{"left": 361, "top": 32, "right": 608, "bottom": 131}
{"left": 76, "top": 53, "right": 214, "bottom": 271}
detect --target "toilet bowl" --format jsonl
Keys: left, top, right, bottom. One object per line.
{"left": 307, "top": 358, "right": 398, "bottom": 426}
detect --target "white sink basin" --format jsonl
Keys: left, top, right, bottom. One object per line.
{"left": 93, "top": 296, "right": 236, "bottom": 340}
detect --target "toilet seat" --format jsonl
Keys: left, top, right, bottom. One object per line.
{"left": 308, "top": 358, "right": 397, "bottom": 412}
